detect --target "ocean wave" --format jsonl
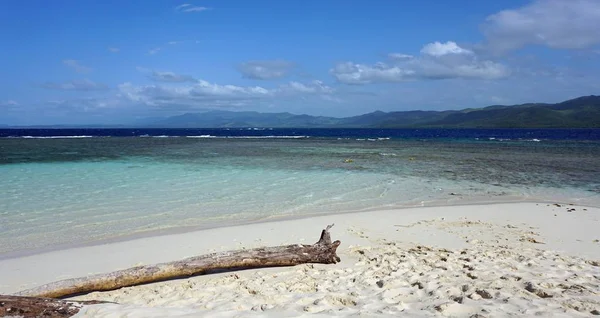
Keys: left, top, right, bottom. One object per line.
{"left": 227, "top": 135, "right": 308, "bottom": 139}
{"left": 483, "top": 137, "right": 541, "bottom": 142}
{"left": 71, "top": 135, "right": 312, "bottom": 139}
{"left": 356, "top": 137, "right": 391, "bottom": 141}
{"left": 186, "top": 135, "right": 217, "bottom": 138}
{"left": 14, "top": 135, "right": 96, "bottom": 139}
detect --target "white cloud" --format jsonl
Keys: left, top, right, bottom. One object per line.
{"left": 148, "top": 48, "right": 161, "bottom": 55}
{"left": 136, "top": 67, "right": 197, "bottom": 83}
{"left": 331, "top": 63, "right": 415, "bottom": 84}
{"left": 62, "top": 59, "right": 92, "bottom": 73}
{"left": 108, "top": 47, "right": 120, "bottom": 53}
{"left": 149, "top": 71, "right": 197, "bottom": 83}
{"left": 388, "top": 53, "right": 413, "bottom": 61}
{"left": 41, "top": 79, "right": 108, "bottom": 91}
{"left": 331, "top": 41, "right": 510, "bottom": 84}
{"left": 46, "top": 98, "right": 123, "bottom": 112}
{"left": 116, "top": 79, "right": 337, "bottom": 109}
{"left": 237, "top": 60, "right": 295, "bottom": 80}
{"left": 168, "top": 41, "right": 180, "bottom": 45}
{"left": 279, "top": 80, "right": 334, "bottom": 94}
{"left": 420, "top": 41, "right": 472, "bottom": 56}
{"left": 118, "top": 81, "right": 272, "bottom": 108}
{"left": 482, "top": 0, "right": 600, "bottom": 52}
{"left": 0, "top": 100, "right": 19, "bottom": 107}
{"left": 175, "top": 4, "right": 209, "bottom": 13}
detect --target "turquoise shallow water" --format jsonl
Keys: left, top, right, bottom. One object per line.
{"left": 1, "top": 136, "right": 599, "bottom": 256}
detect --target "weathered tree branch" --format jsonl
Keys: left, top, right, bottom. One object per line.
{"left": 13, "top": 224, "right": 341, "bottom": 299}
{"left": 0, "top": 295, "right": 109, "bottom": 318}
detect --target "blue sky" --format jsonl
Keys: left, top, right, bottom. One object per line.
{"left": 1, "top": 0, "right": 599, "bottom": 125}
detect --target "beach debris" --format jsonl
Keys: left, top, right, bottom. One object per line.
{"left": 0, "top": 295, "right": 109, "bottom": 318}
{"left": 13, "top": 224, "right": 342, "bottom": 299}
{"left": 519, "top": 237, "right": 545, "bottom": 244}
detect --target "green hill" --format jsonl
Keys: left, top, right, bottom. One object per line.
{"left": 148, "top": 95, "right": 600, "bottom": 128}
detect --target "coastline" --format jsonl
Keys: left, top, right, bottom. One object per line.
{"left": 2, "top": 195, "right": 598, "bottom": 262}
{"left": 1, "top": 202, "right": 599, "bottom": 316}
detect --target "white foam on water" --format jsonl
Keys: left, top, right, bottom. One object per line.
{"left": 186, "top": 135, "right": 308, "bottom": 139}
{"left": 186, "top": 135, "right": 216, "bottom": 138}
{"left": 16, "top": 135, "right": 95, "bottom": 139}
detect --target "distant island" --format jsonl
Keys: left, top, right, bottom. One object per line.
{"left": 4, "top": 95, "right": 600, "bottom": 129}
{"left": 147, "top": 95, "right": 599, "bottom": 129}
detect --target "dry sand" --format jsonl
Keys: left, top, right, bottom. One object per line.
{"left": 1, "top": 202, "right": 599, "bottom": 317}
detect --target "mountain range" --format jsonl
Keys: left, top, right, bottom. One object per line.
{"left": 148, "top": 95, "right": 600, "bottom": 128}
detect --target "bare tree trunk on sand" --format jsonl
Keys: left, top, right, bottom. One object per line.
{"left": 0, "top": 295, "right": 109, "bottom": 318}
{"left": 2, "top": 225, "right": 341, "bottom": 317}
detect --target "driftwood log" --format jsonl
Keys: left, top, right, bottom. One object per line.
{"left": 0, "top": 295, "right": 109, "bottom": 318}
{"left": 13, "top": 224, "right": 341, "bottom": 300}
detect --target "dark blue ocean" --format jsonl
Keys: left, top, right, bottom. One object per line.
{"left": 1, "top": 128, "right": 599, "bottom": 256}
{"left": 1, "top": 128, "right": 600, "bottom": 140}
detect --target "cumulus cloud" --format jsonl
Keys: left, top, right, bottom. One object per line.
{"left": 149, "top": 71, "right": 197, "bottom": 83}
{"left": 47, "top": 98, "right": 122, "bottom": 110}
{"left": 118, "top": 81, "right": 272, "bottom": 108}
{"left": 331, "top": 63, "right": 415, "bottom": 84}
{"left": 175, "top": 4, "right": 209, "bottom": 13}
{"left": 388, "top": 53, "right": 414, "bottom": 61}
{"left": 108, "top": 47, "right": 120, "bottom": 53}
{"left": 331, "top": 41, "right": 510, "bottom": 84}
{"left": 482, "top": 0, "right": 600, "bottom": 53}
{"left": 420, "top": 41, "right": 472, "bottom": 56}
{"left": 237, "top": 60, "right": 295, "bottom": 80}
{"left": 279, "top": 80, "right": 334, "bottom": 94}
{"left": 116, "top": 78, "right": 336, "bottom": 109}
{"left": 136, "top": 67, "right": 197, "bottom": 83}
{"left": 63, "top": 59, "right": 92, "bottom": 73}
{"left": 41, "top": 79, "right": 108, "bottom": 91}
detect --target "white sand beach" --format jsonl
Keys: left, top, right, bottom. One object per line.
{"left": 1, "top": 202, "right": 599, "bottom": 317}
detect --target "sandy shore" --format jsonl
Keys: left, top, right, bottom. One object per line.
{"left": 1, "top": 202, "right": 599, "bottom": 317}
